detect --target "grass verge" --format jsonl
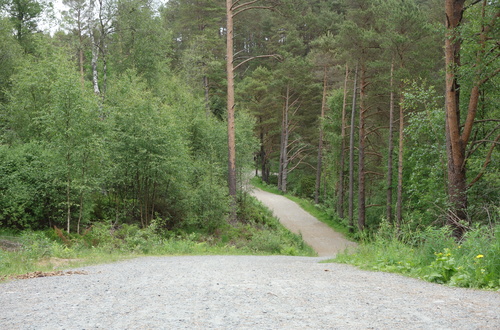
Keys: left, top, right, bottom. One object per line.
{"left": 330, "top": 222, "right": 500, "bottom": 290}
{"left": 0, "top": 195, "right": 315, "bottom": 282}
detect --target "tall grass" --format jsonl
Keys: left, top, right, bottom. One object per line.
{"left": 333, "top": 221, "right": 500, "bottom": 290}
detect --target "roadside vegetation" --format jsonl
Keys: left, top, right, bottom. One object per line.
{"left": 0, "top": 195, "right": 315, "bottom": 281}
{"left": 253, "top": 176, "right": 499, "bottom": 290}
{"left": 333, "top": 222, "right": 500, "bottom": 290}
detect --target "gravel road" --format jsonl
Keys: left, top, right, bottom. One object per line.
{"left": 1, "top": 255, "right": 499, "bottom": 329}
{"left": 1, "top": 189, "right": 499, "bottom": 329}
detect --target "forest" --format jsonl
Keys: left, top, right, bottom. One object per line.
{"left": 0, "top": 0, "right": 498, "bottom": 285}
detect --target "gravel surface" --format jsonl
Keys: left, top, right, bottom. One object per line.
{"left": 251, "top": 188, "right": 357, "bottom": 257}
{"left": 2, "top": 189, "right": 499, "bottom": 328}
{"left": 1, "top": 255, "right": 499, "bottom": 329}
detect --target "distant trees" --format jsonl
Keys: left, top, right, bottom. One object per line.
{"left": 5, "top": 0, "right": 42, "bottom": 52}
{"left": 0, "top": 0, "right": 497, "bottom": 237}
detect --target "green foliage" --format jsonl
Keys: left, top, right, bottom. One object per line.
{"left": 455, "top": 3, "right": 500, "bottom": 222}
{"left": 333, "top": 223, "right": 500, "bottom": 290}
{"left": 110, "top": 0, "right": 173, "bottom": 87}
{"left": 2, "top": 46, "right": 105, "bottom": 231}
{"left": 402, "top": 80, "right": 447, "bottom": 226}
{"left": 6, "top": 0, "right": 43, "bottom": 53}
{"left": 0, "top": 197, "right": 314, "bottom": 280}
{"left": 0, "top": 17, "right": 22, "bottom": 103}
{"left": 289, "top": 173, "right": 316, "bottom": 199}
{"left": 0, "top": 142, "right": 61, "bottom": 229}
{"left": 1, "top": 51, "right": 242, "bottom": 233}
{"left": 104, "top": 71, "right": 191, "bottom": 228}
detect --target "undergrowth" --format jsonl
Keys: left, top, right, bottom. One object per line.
{"left": 0, "top": 194, "right": 315, "bottom": 281}
{"left": 333, "top": 221, "right": 500, "bottom": 290}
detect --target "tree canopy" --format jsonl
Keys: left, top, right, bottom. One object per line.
{"left": 0, "top": 0, "right": 497, "bottom": 238}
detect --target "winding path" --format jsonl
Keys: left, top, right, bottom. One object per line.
{"left": 251, "top": 188, "right": 356, "bottom": 257}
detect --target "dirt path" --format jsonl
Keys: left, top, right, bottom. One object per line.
{"left": 251, "top": 188, "right": 357, "bottom": 257}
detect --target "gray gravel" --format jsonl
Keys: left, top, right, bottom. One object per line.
{"left": 1, "top": 255, "right": 499, "bottom": 329}
{"left": 251, "top": 188, "right": 357, "bottom": 256}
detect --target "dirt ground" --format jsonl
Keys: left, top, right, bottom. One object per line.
{"left": 250, "top": 188, "right": 357, "bottom": 257}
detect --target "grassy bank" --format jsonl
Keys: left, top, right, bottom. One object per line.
{"left": 0, "top": 195, "right": 315, "bottom": 281}
{"left": 332, "top": 223, "right": 500, "bottom": 290}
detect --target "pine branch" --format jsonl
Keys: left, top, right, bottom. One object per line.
{"left": 233, "top": 54, "right": 283, "bottom": 70}
{"left": 464, "top": 0, "right": 483, "bottom": 11}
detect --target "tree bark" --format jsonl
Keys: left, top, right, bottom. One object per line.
{"left": 396, "top": 93, "right": 404, "bottom": 228}
{"left": 77, "top": 7, "right": 85, "bottom": 89}
{"left": 203, "top": 75, "right": 210, "bottom": 117}
{"left": 386, "top": 61, "right": 395, "bottom": 224}
{"left": 91, "top": 29, "right": 100, "bottom": 95}
{"left": 338, "top": 64, "right": 349, "bottom": 219}
{"left": 89, "top": 0, "right": 100, "bottom": 95}
{"left": 279, "top": 85, "right": 291, "bottom": 193}
{"left": 226, "top": 0, "right": 237, "bottom": 222}
{"left": 444, "top": 0, "right": 468, "bottom": 236}
{"left": 358, "top": 61, "right": 367, "bottom": 232}
{"left": 348, "top": 65, "right": 358, "bottom": 232}
{"left": 98, "top": 0, "right": 108, "bottom": 100}
{"left": 278, "top": 105, "right": 284, "bottom": 191}
{"left": 444, "top": 0, "right": 500, "bottom": 237}
{"left": 66, "top": 163, "right": 71, "bottom": 234}
{"left": 259, "top": 117, "right": 269, "bottom": 183}
{"left": 315, "top": 66, "right": 328, "bottom": 204}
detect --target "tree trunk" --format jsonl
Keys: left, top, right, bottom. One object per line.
{"left": 358, "top": 61, "right": 367, "bottom": 232}
{"left": 226, "top": 0, "right": 237, "bottom": 222}
{"left": 203, "top": 75, "right": 210, "bottom": 117}
{"left": 78, "top": 9, "right": 85, "bottom": 89}
{"left": 89, "top": 0, "right": 100, "bottom": 95}
{"left": 77, "top": 162, "right": 86, "bottom": 235}
{"left": 102, "top": 44, "right": 107, "bottom": 99}
{"left": 66, "top": 151, "right": 71, "bottom": 234}
{"left": 444, "top": 0, "right": 468, "bottom": 236}
{"left": 444, "top": 0, "right": 499, "bottom": 237}
{"left": 338, "top": 64, "right": 349, "bottom": 219}
{"left": 278, "top": 105, "right": 284, "bottom": 191}
{"left": 315, "top": 66, "right": 328, "bottom": 204}
{"left": 98, "top": 0, "right": 106, "bottom": 98}
{"left": 396, "top": 93, "right": 404, "bottom": 228}
{"left": 386, "top": 61, "right": 395, "bottom": 224}
{"left": 259, "top": 118, "right": 269, "bottom": 183}
{"left": 279, "top": 85, "right": 291, "bottom": 193}
{"left": 91, "top": 29, "right": 100, "bottom": 95}
{"left": 348, "top": 65, "right": 358, "bottom": 232}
